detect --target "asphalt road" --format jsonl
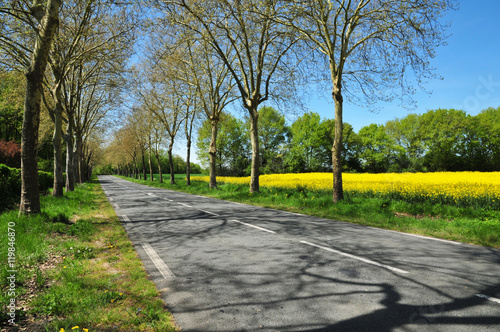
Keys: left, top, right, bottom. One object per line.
{"left": 99, "top": 175, "right": 500, "bottom": 332}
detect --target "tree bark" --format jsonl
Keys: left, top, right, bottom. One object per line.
{"left": 248, "top": 109, "right": 260, "bottom": 193}
{"left": 332, "top": 80, "right": 344, "bottom": 203}
{"left": 209, "top": 119, "right": 218, "bottom": 189}
{"left": 156, "top": 152, "right": 163, "bottom": 183}
{"left": 168, "top": 141, "right": 175, "bottom": 185}
{"left": 52, "top": 82, "right": 64, "bottom": 197}
{"left": 141, "top": 148, "right": 146, "bottom": 180}
{"left": 186, "top": 136, "right": 191, "bottom": 186}
{"left": 64, "top": 118, "right": 75, "bottom": 192}
{"left": 19, "top": 0, "right": 61, "bottom": 215}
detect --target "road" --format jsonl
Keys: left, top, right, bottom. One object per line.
{"left": 99, "top": 175, "right": 500, "bottom": 332}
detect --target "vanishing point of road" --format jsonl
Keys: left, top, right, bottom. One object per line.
{"left": 99, "top": 175, "right": 500, "bottom": 332}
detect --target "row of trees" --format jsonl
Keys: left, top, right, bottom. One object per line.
{"left": 102, "top": 0, "right": 454, "bottom": 203}
{"left": 197, "top": 107, "right": 500, "bottom": 175}
{"left": 0, "top": 0, "right": 137, "bottom": 214}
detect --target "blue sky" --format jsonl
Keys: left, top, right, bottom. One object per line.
{"left": 181, "top": 1, "right": 500, "bottom": 164}
{"left": 306, "top": 0, "right": 500, "bottom": 132}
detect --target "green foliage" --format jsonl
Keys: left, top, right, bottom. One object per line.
{"left": 0, "top": 163, "right": 21, "bottom": 211}
{"left": 196, "top": 112, "right": 250, "bottom": 176}
{"left": 0, "top": 162, "right": 54, "bottom": 212}
{"left": 0, "top": 70, "right": 24, "bottom": 142}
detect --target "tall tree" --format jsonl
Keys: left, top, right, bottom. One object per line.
{"left": 0, "top": 0, "right": 62, "bottom": 214}
{"left": 255, "top": 106, "right": 288, "bottom": 174}
{"left": 163, "top": 0, "right": 299, "bottom": 192}
{"left": 277, "top": 0, "right": 455, "bottom": 202}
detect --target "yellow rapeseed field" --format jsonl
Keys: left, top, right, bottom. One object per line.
{"left": 193, "top": 172, "right": 500, "bottom": 208}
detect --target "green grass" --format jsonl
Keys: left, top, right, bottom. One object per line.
{"left": 0, "top": 177, "right": 178, "bottom": 331}
{"left": 118, "top": 174, "right": 500, "bottom": 248}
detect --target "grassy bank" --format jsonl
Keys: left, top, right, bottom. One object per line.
{"left": 0, "top": 177, "right": 178, "bottom": 331}
{"left": 118, "top": 174, "right": 500, "bottom": 249}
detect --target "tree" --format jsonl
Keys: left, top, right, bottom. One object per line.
{"left": 163, "top": 0, "right": 299, "bottom": 192}
{"left": 385, "top": 113, "right": 425, "bottom": 172}
{"left": 418, "top": 109, "right": 468, "bottom": 171}
{"left": 358, "top": 123, "right": 401, "bottom": 173}
{"left": 196, "top": 112, "right": 250, "bottom": 176}
{"left": 0, "top": 0, "right": 62, "bottom": 214}
{"left": 0, "top": 70, "right": 24, "bottom": 142}
{"left": 468, "top": 107, "right": 500, "bottom": 171}
{"left": 277, "top": 0, "right": 455, "bottom": 201}
{"left": 45, "top": 0, "right": 94, "bottom": 197}
{"left": 255, "top": 106, "right": 288, "bottom": 174}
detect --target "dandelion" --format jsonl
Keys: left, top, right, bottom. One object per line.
{"left": 83, "top": 329, "right": 89, "bottom": 332}
{"left": 59, "top": 329, "right": 65, "bottom": 332}
{"left": 72, "top": 327, "right": 79, "bottom": 330}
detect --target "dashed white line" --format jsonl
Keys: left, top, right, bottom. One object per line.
{"left": 366, "top": 226, "right": 463, "bottom": 246}
{"left": 141, "top": 243, "right": 175, "bottom": 278}
{"left": 177, "top": 202, "right": 192, "bottom": 208}
{"left": 231, "top": 219, "right": 276, "bottom": 234}
{"left": 300, "top": 240, "right": 409, "bottom": 274}
{"left": 476, "top": 294, "right": 500, "bottom": 304}
{"left": 121, "top": 215, "right": 131, "bottom": 223}
{"left": 198, "top": 209, "right": 219, "bottom": 216}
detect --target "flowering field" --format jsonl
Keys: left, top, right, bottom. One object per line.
{"left": 192, "top": 172, "right": 500, "bottom": 209}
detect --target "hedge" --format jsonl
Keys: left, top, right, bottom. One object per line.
{"left": 0, "top": 164, "right": 54, "bottom": 212}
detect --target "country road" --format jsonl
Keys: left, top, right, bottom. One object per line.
{"left": 99, "top": 175, "right": 500, "bottom": 332}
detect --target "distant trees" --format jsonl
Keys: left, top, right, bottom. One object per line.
{"left": 194, "top": 106, "right": 500, "bottom": 175}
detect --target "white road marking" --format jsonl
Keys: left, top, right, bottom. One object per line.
{"left": 231, "top": 219, "right": 276, "bottom": 234}
{"left": 142, "top": 243, "right": 175, "bottom": 278}
{"left": 112, "top": 203, "right": 120, "bottom": 210}
{"left": 476, "top": 294, "right": 500, "bottom": 304}
{"left": 147, "top": 193, "right": 157, "bottom": 197}
{"left": 108, "top": 197, "right": 113, "bottom": 201}
{"left": 121, "top": 215, "right": 131, "bottom": 223}
{"left": 177, "top": 203, "right": 192, "bottom": 208}
{"left": 366, "top": 226, "right": 463, "bottom": 246}
{"left": 198, "top": 209, "right": 219, "bottom": 216}
{"left": 300, "top": 240, "right": 409, "bottom": 274}
{"left": 163, "top": 198, "right": 173, "bottom": 202}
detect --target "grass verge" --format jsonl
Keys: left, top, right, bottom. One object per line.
{"left": 119, "top": 174, "right": 500, "bottom": 249}
{"left": 0, "top": 176, "right": 178, "bottom": 331}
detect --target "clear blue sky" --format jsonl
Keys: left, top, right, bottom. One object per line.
{"left": 305, "top": 0, "right": 500, "bottom": 132}
{"left": 181, "top": 1, "right": 500, "bottom": 164}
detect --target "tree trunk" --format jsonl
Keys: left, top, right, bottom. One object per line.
{"left": 141, "top": 148, "right": 146, "bottom": 180}
{"left": 52, "top": 83, "right": 64, "bottom": 197}
{"left": 156, "top": 152, "right": 163, "bottom": 183}
{"left": 332, "top": 81, "right": 344, "bottom": 203}
{"left": 168, "top": 140, "right": 175, "bottom": 185}
{"left": 64, "top": 121, "right": 75, "bottom": 192}
{"left": 209, "top": 119, "right": 218, "bottom": 189}
{"left": 186, "top": 137, "right": 191, "bottom": 186}
{"left": 149, "top": 150, "right": 153, "bottom": 181}
{"left": 248, "top": 109, "right": 260, "bottom": 193}
{"left": 19, "top": 0, "right": 61, "bottom": 215}
{"left": 74, "top": 134, "right": 83, "bottom": 184}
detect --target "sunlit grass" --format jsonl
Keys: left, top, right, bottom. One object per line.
{"left": 0, "top": 177, "right": 178, "bottom": 331}
{"left": 119, "top": 173, "right": 500, "bottom": 248}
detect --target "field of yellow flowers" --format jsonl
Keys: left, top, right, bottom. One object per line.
{"left": 193, "top": 172, "right": 500, "bottom": 209}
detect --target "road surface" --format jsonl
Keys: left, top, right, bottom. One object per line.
{"left": 99, "top": 175, "right": 500, "bottom": 332}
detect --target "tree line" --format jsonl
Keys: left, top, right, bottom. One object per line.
{"left": 102, "top": 0, "right": 455, "bottom": 204}
{"left": 0, "top": 0, "right": 137, "bottom": 214}
{"left": 197, "top": 106, "right": 500, "bottom": 176}
{"left": 1, "top": 0, "right": 456, "bottom": 213}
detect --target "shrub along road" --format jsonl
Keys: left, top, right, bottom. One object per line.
{"left": 99, "top": 175, "right": 500, "bottom": 332}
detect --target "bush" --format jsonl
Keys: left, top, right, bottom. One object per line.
{"left": 0, "top": 163, "right": 21, "bottom": 211}
{"left": 0, "top": 163, "right": 54, "bottom": 212}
